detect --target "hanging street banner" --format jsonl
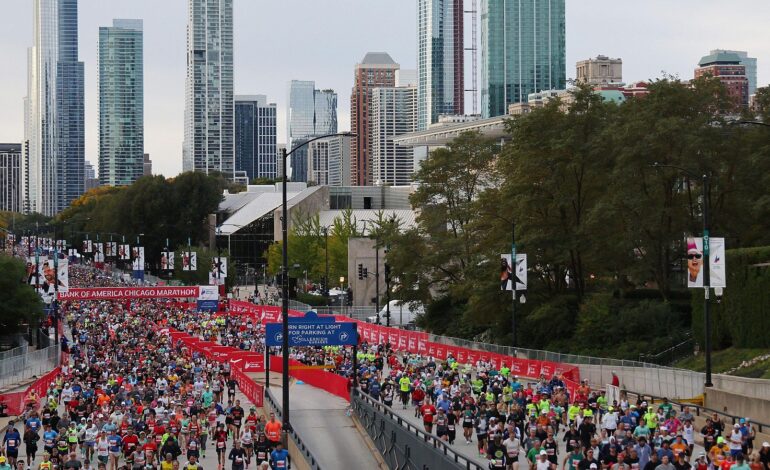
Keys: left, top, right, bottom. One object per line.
{"left": 105, "top": 242, "right": 117, "bottom": 257}
{"left": 132, "top": 246, "right": 145, "bottom": 271}
{"left": 161, "top": 251, "right": 175, "bottom": 271}
{"left": 58, "top": 286, "right": 201, "bottom": 301}
{"left": 500, "top": 253, "right": 527, "bottom": 291}
{"left": 265, "top": 311, "right": 358, "bottom": 347}
{"left": 119, "top": 244, "right": 130, "bottom": 260}
{"left": 182, "top": 251, "right": 197, "bottom": 271}
{"left": 209, "top": 257, "right": 227, "bottom": 285}
{"left": 83, "top": 240, "right": 93, "bottom": 253}
{"left": 94, "top": 243, "right": 105, "bottom": 263}
{"left": 686, "top": 237, "right": 726, "bottom": 288}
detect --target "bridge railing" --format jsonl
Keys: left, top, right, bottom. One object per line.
{"left": 351, "top": 389, "right": 485, "bottom": 470}
{"left": 264, "top": 388, "right": 323, "bottom": 470}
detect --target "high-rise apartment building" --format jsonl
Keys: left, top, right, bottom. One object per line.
{"left": 307, "top": 139, "right": 330, "bottom": 185}
{"left": 0, "top": 144, "right": 22, "bottom": 213}
{"left": 710, "top": 50, "right": 757, "bottom": 96}
{"left": 84, "top": 161, "right": 99, "bottom": 191}
{"left": 235, "top": 95, "right": 277, "bottom": 182}
{"left": 327, "top": 135, "right": 352, "bottom": 187}
{"left": 143, "top": 153, "right": 152, "bottom": 176}
{"left": 481, "top": 0, "right": 566, "bottom": 118}
{"left": 696, "top": 51, "right": 749, "bottom": 109}
{"left": 98, "top": 19, "right": 144, "bottom": 186}
{"left": 287, "top": 81, "right": 337, "bottom": 182}
{"left": 371, "top": 84, "right": 417, "bottom": 186}
{"left": 25, "top": 0, "right": 85, "bottom": 215}
{"left": 350, "top": 53, "right": 399, "bottom": 186}
{"left": 417, "top": 0, "right": 464, "bottom": 130}
{"left": 183, "top": 0, "right": 234, "bottom": 177}
{"left": 576, "top": 55, "right": 623, "bottom": 86}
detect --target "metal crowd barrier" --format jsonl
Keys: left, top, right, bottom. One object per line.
{"left": 351, "top": 389, "right": 485, "bottom": 470}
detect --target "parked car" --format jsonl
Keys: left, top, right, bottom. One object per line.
{"left": 367, "top": 300, "right": 424, "bottom": 327}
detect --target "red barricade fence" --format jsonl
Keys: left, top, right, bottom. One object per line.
{"left": 268, "top": 356, "right": 350, "bottom": 402}
{"left": 0, "top": 367, "right": 61, "bottom": 416}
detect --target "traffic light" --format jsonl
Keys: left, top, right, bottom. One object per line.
{"left": 358, "top": 263, "right": 363, "bottom": 280}
{"left": 384, "top": 263, "right": 391, "bottom": 283}
{"left": 363, "top": 267, "right": 368, "bottom": 278}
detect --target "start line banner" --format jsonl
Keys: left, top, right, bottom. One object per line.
{"left": 58, "top": 286, "right": 201, "bottom": 300}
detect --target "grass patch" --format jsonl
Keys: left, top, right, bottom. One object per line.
{"left": 675, "top": 348, "right": 770, "bottom": 377}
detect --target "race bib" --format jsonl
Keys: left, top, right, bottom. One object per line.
{"left": 217, "top": 441, "right": 225, "bottom": 449}
{"left": 257, "top": 452, "right": 266, "bottom": 459}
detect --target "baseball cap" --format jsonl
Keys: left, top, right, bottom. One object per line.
{"left": 762, "top": 442, "right": 770, "bottom": 448}
{"left": 540, "top": 450, "right": 547, "bottom": 456}
{"left": 590, "top": 464, "right": 597, "bottom": 469}
{"left": 0, "top": 457, "right": 6, "bottom": 464}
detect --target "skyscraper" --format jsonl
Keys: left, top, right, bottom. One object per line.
{"left": 481, "top": 0, "right": 566, "bottom": 118}
{"left": 98, "top": 19, "right": 144, "bottom": 186}
{"left": 287, "top": 81, "right": 337, "bottom": 182}
{"left": 235, "top": 95, "right": 277, "bottom": 182}
{"left": 710, "top": 50, "right": 757, "bottom": 96}
{"left": 417, "top": 0, "right": 464, "bottom": 130}
{"left": 350, "top": 53, "right": 399, "bottom": 186}
{"left": 0, "top": 144, "right": 22, "bottom": 213}
{"left": 183, "top": 0, "right": 234, "bottom": 177}
{"left": 25, "top": 0, "right": 85, "bottom": 215}
{"left": 371, "top": 84, "right": 417, "bottom": 186}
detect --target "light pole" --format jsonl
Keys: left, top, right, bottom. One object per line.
{"left": 322, "top": 227, "right": 330, "bottom": 298}
{"left": 652, "top": 162, "right": 713, "bottom": 387}
{"left": 279, "top": 132, "right": 354, "bottom": 433}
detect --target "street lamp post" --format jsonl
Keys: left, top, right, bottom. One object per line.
{"left": 322, "top": 227, "right": 330, "bottom": 298}
{"left": 652, "top": 162, "right": 713, "bottom": 387}
{"left": 279, "top": 132, "right": 354, "bottom": 433}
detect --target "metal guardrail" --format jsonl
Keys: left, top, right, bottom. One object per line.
{"left": 0, "top": 343, "right": 60, "bottom": 389}
{"left": 623, "top": 389, "right": 770, "bottom": 434}
{"left": 352, "top": 390, "right": 484, "bottom": 470}
{"left": 263, "top": 388, "right": 322, "bottom": 470}
{"left": 0, "top": 340, "right": 29, "bottom": 362}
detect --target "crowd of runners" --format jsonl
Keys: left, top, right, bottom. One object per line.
{"left": 3, "top": 262, "right": 770, "bottom": 470}
{"left": 1, "top": 267, "right": 289, "bottom": 470}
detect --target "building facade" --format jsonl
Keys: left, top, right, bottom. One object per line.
{"left": 481, "top": 0, "right": 566, "bottom": 118}
{"left": 84, "top": 161, "right": 99, "bottom": 191}
{"left": 25, "top": 0, "right": 85, "bottom": 215}
{"left": 143, "top": 153, "right": 152, "bottom": 176}
{"left": 576, "top": 55, "right": 622, "bottom": 86}
{"left": 98, "top": 19, "right": 144, "bottom": 186}
{"left": 183, "top": 0, "right": 234, "bottom": 177}
{"left": 307, "top": 139, "right": 330, "bottom": 185}
{"left": 417, "top": 0, "right": 464, "bottom": 130}
{"left": 287, "top": 81, "right": 337, "bottom": 182}
{"left": 710, "top": 50, "right": 757, "bottom": 96}
{"left": 0, "top": 144, "right": 22, "bottom": 213}
{"left": 371, "top": 86, "right": 417, "bottom": 186}
{"left": 326, "top": 134, "right": 352, "bottom": 187}
{"left": 696, "top": 51, "right": 749, "bottom": 109}
{"left": 235, "top": 95, "right": 277, "bottom": 182}
{"left": 350, "top": 53, "right": 399, "bottom": 186}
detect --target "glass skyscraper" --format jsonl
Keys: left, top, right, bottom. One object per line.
{"left": 235, "top": 95, "right": 277, "bottom": 182}
{"left": 417, "top": 0, "right": 464, "bottom": 130}
{"left": 183, "top": 0, "right": 234, "bottom": 177}
{"left": 98, "top": 19, "right": 144, "bottom": 186}
{"left": 481, "top": 0, "right": 566, "bottom": 118}
{"left": 286, "top": 81, "right": 337, "bottom": 182}
{"left": 25, "top": 0, "right": 85, "bottom": 215}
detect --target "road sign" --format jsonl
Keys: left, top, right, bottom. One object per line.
{"left": 265, "top": 311, "right": 358, "bottom": 347}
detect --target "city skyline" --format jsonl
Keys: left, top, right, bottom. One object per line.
{"left": 2, "top": 0, "right": 770, "bottom": 177}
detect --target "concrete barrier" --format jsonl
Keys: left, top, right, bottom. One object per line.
{"left": 704, "top": 387, "right": 770, "bottom": 425}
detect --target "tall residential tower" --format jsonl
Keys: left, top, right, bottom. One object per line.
{"left": 350, "top": 53, "right": 399, "bottom": 186}
{"left": 183, "top": 0, "right": 234, "bottom": 177}
{"left": 286, "top": 81, "right": 337, "bottom": 182}
{"left": 235, "top": 95, "right": 277, "bottom": 181}
{"left": 481, "top": 0, "right": 566, "bottom": 118}
{"left": 25, "top": 0, "right": 85, "bottom": 215}
{"left": 98, "top": 19, "right": 144, "bottom": 186}
{"left": 417, "top": 0, "right": 464, "bottom": 130}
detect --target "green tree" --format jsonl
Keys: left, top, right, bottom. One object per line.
{"left": 0, "top": 255, "right": 44, "bottom": 334}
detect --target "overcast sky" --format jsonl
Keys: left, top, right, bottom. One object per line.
{"left": 1, "top": 0, "right": 769, "bottom": 177}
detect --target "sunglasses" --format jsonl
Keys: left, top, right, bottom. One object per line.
{"left": 687, "top": 254, "right": 702, "bottom": 260}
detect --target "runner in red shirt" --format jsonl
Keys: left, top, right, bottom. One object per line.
{"left": 420, "top": 398, "right": 437, "bottom": 434}
{"left": 411, "top": 387, "right": 426, "bottom": 419}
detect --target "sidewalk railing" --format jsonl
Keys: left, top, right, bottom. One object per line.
{"left": 264, "top": 388, "right": 323, "bottom": 470}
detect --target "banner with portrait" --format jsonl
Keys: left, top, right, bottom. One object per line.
{"left": 56, "top": 240, "right": 67, "bottom": 251}
{"left": 500, "top": 253, "right": 527, "bottom": 291}
{"left": 160, "top": 251, "right": 175, "bottom": 271}
{"left": 132, "top": 246, "right": 145, "bottom": 271}
{"left": 209, "top": 257, "right": 227, "bottom": 285}
{"left": 94, "top": 243, "right": 105, "bottom": 263}
{"left": 26, "top": 257, "right": 68, "bottom": 303}
{"left": 182, "top": 251, "right": 197, "bottom": 271}
{"left": 119, "top": 244, "right": 130, "bottom": 260}
{"left": 686, "top": 237, "right": 726, "bottom": 288}
{"left": 105, "top": 242, "right": 117, "bottom": 257}
{"left": 82, "top": 239, "right": 93, "bottom": 253}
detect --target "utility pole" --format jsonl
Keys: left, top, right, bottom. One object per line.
{"left": 702, "top": 174, "right": 713, "bottom": 387}
{"left": 375, "top": 237, "right": 380, "bottom": 314}
{"left": 511, "top": 221, "right": 516, "bottom": 347}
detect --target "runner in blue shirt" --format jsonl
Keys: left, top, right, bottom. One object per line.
{"left": 269, "top": 442, "right": 290, "bottom": 469}
{"left": 42, "top": 425, "right": 58, "bottom": 455}
{"left": 107, "top": 430, "right": 122, "bottom": 470}
{"left": 3, "top": 422, "right": 22, "bottom": 467}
